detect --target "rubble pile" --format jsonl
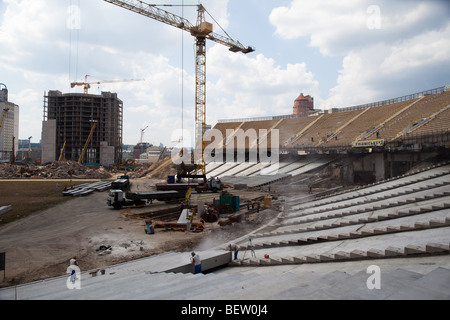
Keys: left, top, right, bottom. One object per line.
{"left": 0, "top": 161, "right": 112, "bottom": 179}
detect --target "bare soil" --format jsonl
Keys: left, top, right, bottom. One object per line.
{"left": 0, "top": 177, "right": 276, "bottom": 287}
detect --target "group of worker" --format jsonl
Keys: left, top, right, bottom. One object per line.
{"left": 190, "top": 243, "right": 240, "bottom": 274}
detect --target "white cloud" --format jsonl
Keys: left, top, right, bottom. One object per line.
{"left": 206, "top": 44, "right": 320, "bottom": 121}
{"left": 270, "top": 0, "right": 450, "bottom": 108}
{"left": 380, "top": 23, "right": 450, "bottom": 74}
{"left": 5, "top": 0, "right": 447, "bottom": 147}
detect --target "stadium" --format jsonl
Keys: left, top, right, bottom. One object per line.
{"left": 1, "top": 85, "right": 449, "bottom": 301}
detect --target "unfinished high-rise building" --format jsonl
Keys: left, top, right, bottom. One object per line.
{"left": 0, "top": 83, "right": 20, "bottom": 162}
{"left": 41, "top": 91, "right": 123, "bottom": 166}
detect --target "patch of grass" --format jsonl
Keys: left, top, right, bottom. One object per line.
{"left": 0, "top": 180, "right": 93, "bottom": 226}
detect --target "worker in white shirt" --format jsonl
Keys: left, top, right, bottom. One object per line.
{"left": 191, "top": 252, "right": 201, "bottom": 274}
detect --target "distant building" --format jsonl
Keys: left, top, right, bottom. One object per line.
{"left": 144, "top": 145, "right": 165, "bottom": 164}
{"left": 41, "top": 91, "right": 123, "bottom": 165}
{"left": 0, "top": 83, "right": 19, "bottom": 161}
{"left": 293, "top": 93, "right": 314, "bottom": 116}
{"left": 133, "top": 142, "right": 151, "bottom": 160}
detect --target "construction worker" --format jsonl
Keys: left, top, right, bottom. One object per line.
{"left": 68, "top": 256, "right": 79, "bottom": 284}
{"left": 191, "top": 252, "right": 201, "bottom": 274}
{"left": 228, "top": 243, "right": 240, "bottom": 260}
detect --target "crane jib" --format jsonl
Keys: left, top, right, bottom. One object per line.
{"left": 103, "top": 0, "right": 254, "bottom": 53}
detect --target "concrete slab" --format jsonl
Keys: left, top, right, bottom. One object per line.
{"left": 342, "top": 268, "right": 423, "bottom": 300}
{"left": 387, "top": 267, "right": 450, "bottom": 300}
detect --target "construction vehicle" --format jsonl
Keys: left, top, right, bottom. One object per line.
{"left": 58, "top": 141, "right": 66, "bottom": 161}
{"left": 107, "top": 189, "right": 186, "bottom": 209}
{"left": 111, "top": 174, "right": 130, "bottom": 190}
{"left": 70, "top": 75, "right": 145, "bottom": 94}
{"left": 156, "top": 162, "right": 222, "bottom": 193}
{"left": 102, "top": 0, "right": 254, "bottom": 175}
{"left": 78, "top": 121, "right": 97, "bottom": 164}
{"left": 156, "top": 176, "right": 222, "bottom": 193}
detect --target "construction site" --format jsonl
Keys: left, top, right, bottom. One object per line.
{"left": 0, "top": 0, "right": 450, "bottom": 303}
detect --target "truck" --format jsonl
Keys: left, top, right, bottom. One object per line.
{"left": 107, "top": 189, "right": 186, "bottom": 209}
{"left": 156, "top": 177, "right": 222, "bottom": 193}
{"left": 111, "top": 175, "right": 130, "bottom": 190}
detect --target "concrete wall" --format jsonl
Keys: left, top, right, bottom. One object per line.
{"left": 41, "top": 120, "right": 57, "bottom": 164}
{"left": 351, "top": 151, "right": 439, "bottom": 183}
{"left": 100, "top": 141, "right": 115, "bottom": 166}
{"left": 353, "top": 153, "right": 385, "bottom": 182}
{"left": 165, "top": 251, "right": 232, "bottom": 274}
{"left": 0, "top": 102, "right": 19, "bottom": 158}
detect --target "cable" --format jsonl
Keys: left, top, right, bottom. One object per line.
{"left": 181, "top": 0, "right": 184, "bottom": 150}
{"left": 75, "top": 0, "right": 81, "bottom": 83}
{"left": 68, "top": 0, "right": 72, "bottom": 90}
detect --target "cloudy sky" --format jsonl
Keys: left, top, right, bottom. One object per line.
{"left": 1, "top": 0, "right": 449, "bottom": 146}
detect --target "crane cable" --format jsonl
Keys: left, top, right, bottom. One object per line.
{"left": 68, "top": 0, "right": 81, "bottom": 91}
{"left": 181, "top": 0, "right": 184, "bottom": 150}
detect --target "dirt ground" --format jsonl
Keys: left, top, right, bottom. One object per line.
{"left": 0, "top": 177, "right": 277, "bottom": 287}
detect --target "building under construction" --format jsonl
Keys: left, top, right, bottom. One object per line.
{"left": 41, "top": 90, "right": 123, "bottom": 166}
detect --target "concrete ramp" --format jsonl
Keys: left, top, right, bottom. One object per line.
{"left": 103, "top": 250, "right": 231, "bottom": 274}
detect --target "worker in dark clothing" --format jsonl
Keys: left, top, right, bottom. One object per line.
{"left": 228, "top": 243, "right": 240, "bottom": 260}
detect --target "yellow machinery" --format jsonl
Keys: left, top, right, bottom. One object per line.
{"left": 78, "top": 122, "right": 98, "bottom": 164}
{"left": 103, "top": 0, "right": 254, "bottom": 174}
{"left": 59, "top": 141, "right": 66, "bottom": 161}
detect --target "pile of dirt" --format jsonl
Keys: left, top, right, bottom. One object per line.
{"left": 0, "top": 161, "right": 112, "bottom": 179}
{"left": 135, "top": 155, "right": 177, "bottom": 179}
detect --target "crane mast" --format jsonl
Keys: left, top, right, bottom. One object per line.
{"left": 103, "top": 0, "right": 254, "bottom": 174}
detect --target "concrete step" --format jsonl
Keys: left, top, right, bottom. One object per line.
{"left": 232, "top": 241, "right": 450, "bottom": 267}
{"left": 387, "top": 267, "right": 450, "bottom": 299}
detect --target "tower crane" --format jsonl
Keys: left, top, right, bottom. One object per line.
{"left": 102, "top": 0, "right": 255, "bottom": 174}
{"left": 140, "top": 126, "right": 149, "bottom": 144}
{"left": 70, "top": 75, "right": 145, "bottom": 94}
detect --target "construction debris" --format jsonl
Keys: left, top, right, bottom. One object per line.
{"left": 0, "top": 161, "right": 112, "bottom": 179}
{"left": 0, "top": 205, "right": 12, "bottom": 216}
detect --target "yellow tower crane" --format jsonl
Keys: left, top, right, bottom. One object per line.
{"left": 103, "top": 0, "right": 254, "bottom": 174}
{"left": 70, "top": 75, "right": 145, "bottom": 94}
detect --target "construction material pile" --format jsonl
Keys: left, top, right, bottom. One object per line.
{"left": 0, "top": 161, "right": 112, "bottom": 179}
{"left": 134, "top": 155, "right": 177, "bottom": 179}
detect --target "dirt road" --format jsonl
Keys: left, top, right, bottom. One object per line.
{"left": 0, "top": 178, "right": 274, "bottom": 287}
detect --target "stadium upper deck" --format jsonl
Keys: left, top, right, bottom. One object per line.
{"left": 209, "top": 86, "right": 450, "bottom": 153}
